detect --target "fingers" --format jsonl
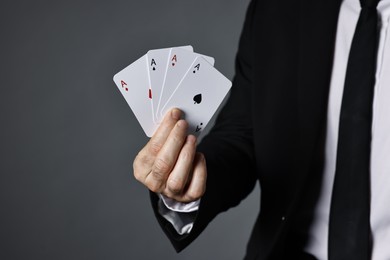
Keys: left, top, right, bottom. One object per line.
{"left": 133, "top": 108, "right": 182, "bottom": 182}
{"left": 147, "top": 108, "right": 182, "bottom": 156}
{"left": 133, "top": 107, "right": 207, "bottom": 203}
{"left": 165, "top": 135, "right": 197, "bottom": 195}
{"left": 166, "top": 152, "right": 207, "bottom": 203}
{"left": 144, "top": 119, "right": 188, "bottom": 192}
{"left": 182, "top": 152, "right": 207, "bottom": 202}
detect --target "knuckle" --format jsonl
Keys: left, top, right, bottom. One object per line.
{"left": 152, "top": 158, "right": 171, "bottom": 180}
{"left": 133, "top": 153, "right": 142, "bottom": 169}
{"left": 148, "top": 141, "right": 163, "bottom": 155}
{"left": 133, "top": 153, "right": 151, "bottom": 183}
{"left": 145, "top": 178, "right": 162, "bottom": 193}
{"left": 180, "top": 150, "right": 192, "bottom": 162}
{"left": 167, "top": 178, "right": 184, "bottom": 194}
{"left": 133, "top": 170, "right": 142, "bottom": 182}
{"left": 170, "top": 134, "right": 183, "bottom": 146}
{"left": 192, "top": 189, "right": 204, "bottom": 200}
{"left": 184, "top": 193, "right": 198, "bottom": 202}
{"left": 134, "top": 152, "right": 152, "bottom": 169}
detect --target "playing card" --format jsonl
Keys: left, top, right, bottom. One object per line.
{"left": 156, "top": 47, "right": 215, "bottom": 121}
{"left": 113, "top": 55, "right": 156, "bottom": 137}
{"left": 160, "top": 56, "right": 231, "bottom": 136}
{"left": 147, "top": 46, "right": 193, "bottom": 124}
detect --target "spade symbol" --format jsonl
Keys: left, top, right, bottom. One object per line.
{"left": 151, "top": 59, "right": 157, "bottom": 71}
{"left": 193, "top": 94, "right": 202, "bottom": 104}
{"left": 193, "top": 63, "right": 200, "bottom": 73}
{"left": 195, "top": 123, "right": 203, "bottom": 132}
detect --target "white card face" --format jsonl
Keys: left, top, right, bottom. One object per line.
{"left": 147, "top": 46, "right": 193, "bottom": 124}
{"left": 160, "top": 56, "right": 231, "bottom": 136}
{"left": 146, "top": 48, "right": 170, "bottom": 124}
{"left": 156, "top": 48, "right": 215, "bottom": 122}
{"left": 113, "top": 55, "right": 156, "bottom": 137}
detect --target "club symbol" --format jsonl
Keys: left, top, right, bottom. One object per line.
{"left": 152, "top": 67, "right": 156, "bottom": 71}
{"left": 172, "top": 63, "right": 175, "bottom": 66}
{"left": 193, "top": 94, "right": 202, "bottom": 104}
{"left": 195, "top": 123, "right": 203, "bottom": 132}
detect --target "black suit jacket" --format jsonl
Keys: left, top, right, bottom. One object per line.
{"left": 150, "top": 0, "right": 344, "bottom": 259}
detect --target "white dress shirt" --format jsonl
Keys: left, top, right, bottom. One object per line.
{"left": 304, "top": 0, "right": 390, "bottom": 259}
{"left": 158, "top": 0, "right": 390, "bottom": 258}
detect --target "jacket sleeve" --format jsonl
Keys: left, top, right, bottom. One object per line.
{"left": 150, "top": 0, "right": 258, "bottom": 252}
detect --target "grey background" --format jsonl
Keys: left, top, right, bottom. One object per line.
{"left": 0, "top": 0, "right": 260, "bottom": 259}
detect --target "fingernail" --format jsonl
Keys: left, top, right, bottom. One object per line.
{"left": 176, "top": 119, "right": 188, "bottom": 129}
{"left": 171, "top": 108, "right": 181, "bottom": 120}
{"left": 187, "top": 135, "right": 196, "bottom": 144}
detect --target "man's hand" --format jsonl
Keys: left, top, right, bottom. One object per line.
{"left": 133, "top": 108, "right": 207, "bottom": 203}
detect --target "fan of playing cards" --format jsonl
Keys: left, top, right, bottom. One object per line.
{"left": 113, "top": 46, "right": 232, "bottom": 137}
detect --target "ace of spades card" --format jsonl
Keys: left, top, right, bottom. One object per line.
{"left": 160, "top": 56, "right": 231, "bottom": 136}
